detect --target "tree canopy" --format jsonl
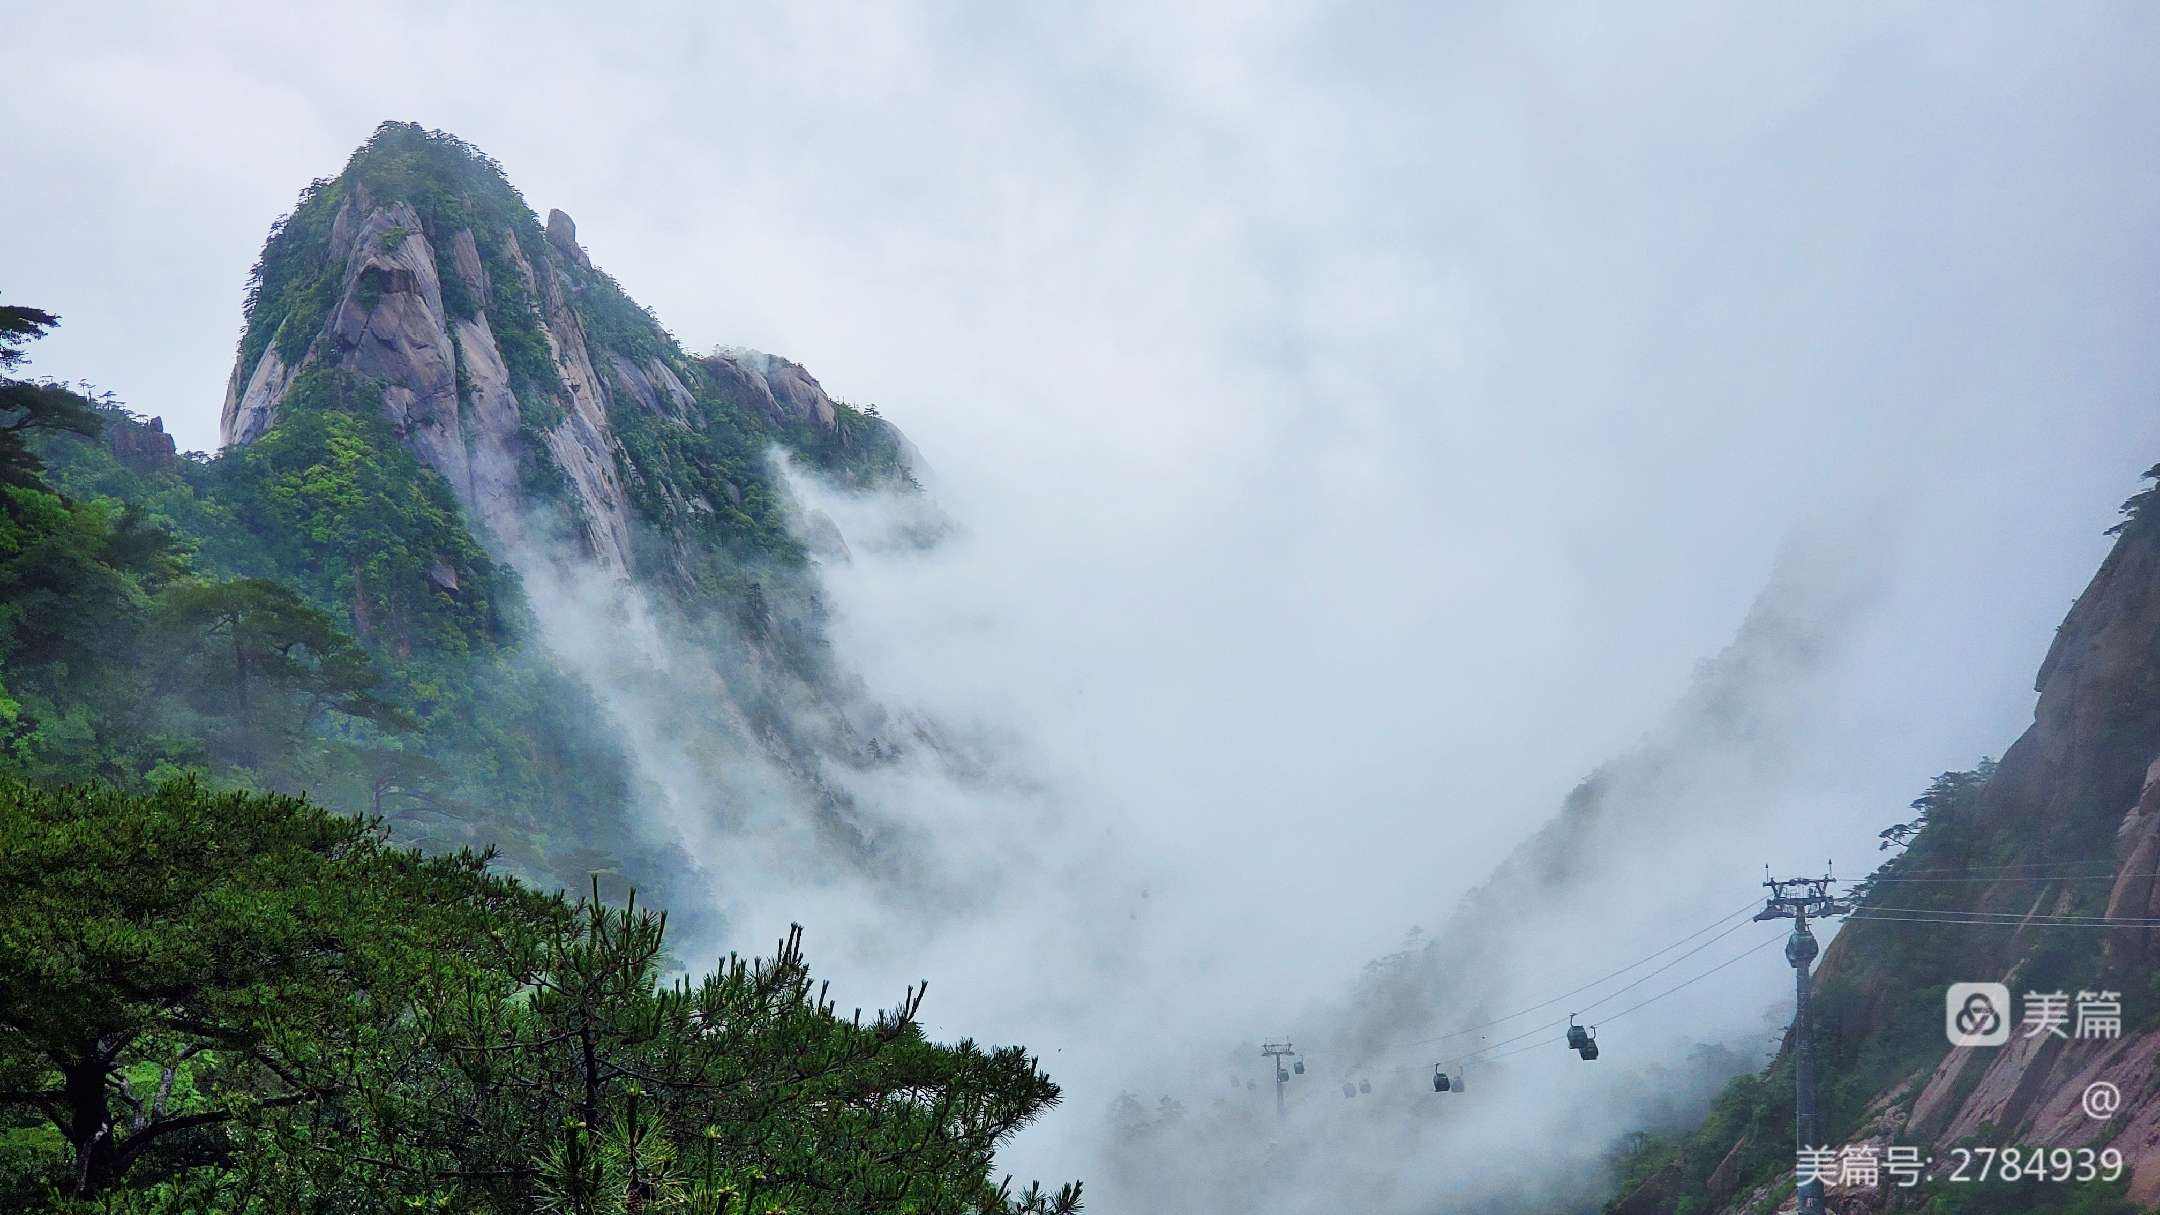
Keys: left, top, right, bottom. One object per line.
{"left": 0, "top": 777, "right": 1079, "bottom": 1213}
{"left": 0, "top": 303, "right": 101, "bottom": 493}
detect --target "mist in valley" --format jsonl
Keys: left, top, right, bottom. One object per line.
{"left": 14, "top": 4, "right": 2160, "bottom": 1211}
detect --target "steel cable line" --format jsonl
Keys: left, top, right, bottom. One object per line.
{"left": 1563, "top": 916, "right": 1762, "bottom": 1016}
{"left": 1854, "top": 903, "right": 2160, "bottom": 923}
{"left": 1859, "top": 872, "right": 2149, "bottom": 884}
{"left": 1370, "top": 919, "right": 1774, "bottom": 1072}
{"left": 1847, "top": 911, "right": 2160, "bottom": 929}
{"left": 1476, "top": 1033, "right": 1571, "bottom": 1064}
{"left": 1470, "top": 936, "right": 1789, "bottom": 1064}
{"left": 1863, "top": 858, "right": 2120, "bottom": 877}
{"left": 1449, "top": 919, "right": 1762, "bottom": 1064}
{"left": 1367, "top": 895, "right": 1763, "bottom": 1055}
{"left": 1455, "top": 919, "right": 1779, "bottom": 1064}
{"left": 1295, "top": 896, "right": 1762, "bottom": 1077}
{"left": 1598, "top": 935, "right": 1788, "bottom": 1026}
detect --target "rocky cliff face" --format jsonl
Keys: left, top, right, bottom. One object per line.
{"left": 1616, "top": 490, "right": 2160, "bottom": 1213}
{"left": 223, "top": 122, "right": 910, "bottom": 590}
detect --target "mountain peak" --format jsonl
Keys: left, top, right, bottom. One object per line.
{"left": 223, "top": 123, "right": 912, "bottom": 584}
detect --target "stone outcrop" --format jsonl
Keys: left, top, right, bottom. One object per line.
{"left": 700, "top": 348, "right": 841, "bottom": 432}
{"left": 609, "top": 353, "right": 695, "bottom": 421}
{"left": 795, "top": 508, "right": 851, "bottom": 564}
{"left": 105, "top": 413, "right": 177, "bottom": 471}
{"left": 221, "top": 345, "right": 293, "bottom": 447}
{"left": 545, "top": 208, "right": 591, "bottom": 270}
{"left": 448, "top": 228, "right": 490, "bottom": 298}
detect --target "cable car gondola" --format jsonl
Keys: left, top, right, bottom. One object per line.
{"left": 1293, "top": 1059, "right": 1305, "bottom": 1075}
{"left": 1432, "top": 1066, "right": 1451, "bottom": 1092}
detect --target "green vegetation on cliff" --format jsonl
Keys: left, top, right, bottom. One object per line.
{"left": 22, "top": 360, "right": 657, "bottom": 895}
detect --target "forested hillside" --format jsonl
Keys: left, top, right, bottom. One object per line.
{"left": 0, "top": 122, "right": 1074, "bottom": 1212}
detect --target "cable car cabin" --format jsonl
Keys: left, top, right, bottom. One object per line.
{"left": 1432, "top": 1069, "right": 1451, "bottom": 1092}
{"left": 1576, "top": 1026, "right": 1600, "bottom": 1061}
{"left": 1343, "top": 1082, "right": 1356, "bottom": 1099}
{"left": 1358, "top": 1079, "right": 1371, "bottom": 1094}
{"left": 1566, "top": 1022, "right": 1590, "bottom": 1051}
{"left": 1293, "top": 1060, "right": 1305, "bottom": 1075}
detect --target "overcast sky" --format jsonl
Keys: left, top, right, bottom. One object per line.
{"left": 10, "top": 4, "right": 2160, "bottom": 1208}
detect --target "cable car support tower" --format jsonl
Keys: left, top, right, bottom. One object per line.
{"left": 1259, "top": 1041, "right": 1300, "bottom": 1120}
{"left": 1754, "top": 869, "right": 1851, "bottom": 1215}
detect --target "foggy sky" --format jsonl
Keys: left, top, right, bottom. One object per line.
{"left": 9, "top": 3, "right": 2160, "bottom": 1210}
